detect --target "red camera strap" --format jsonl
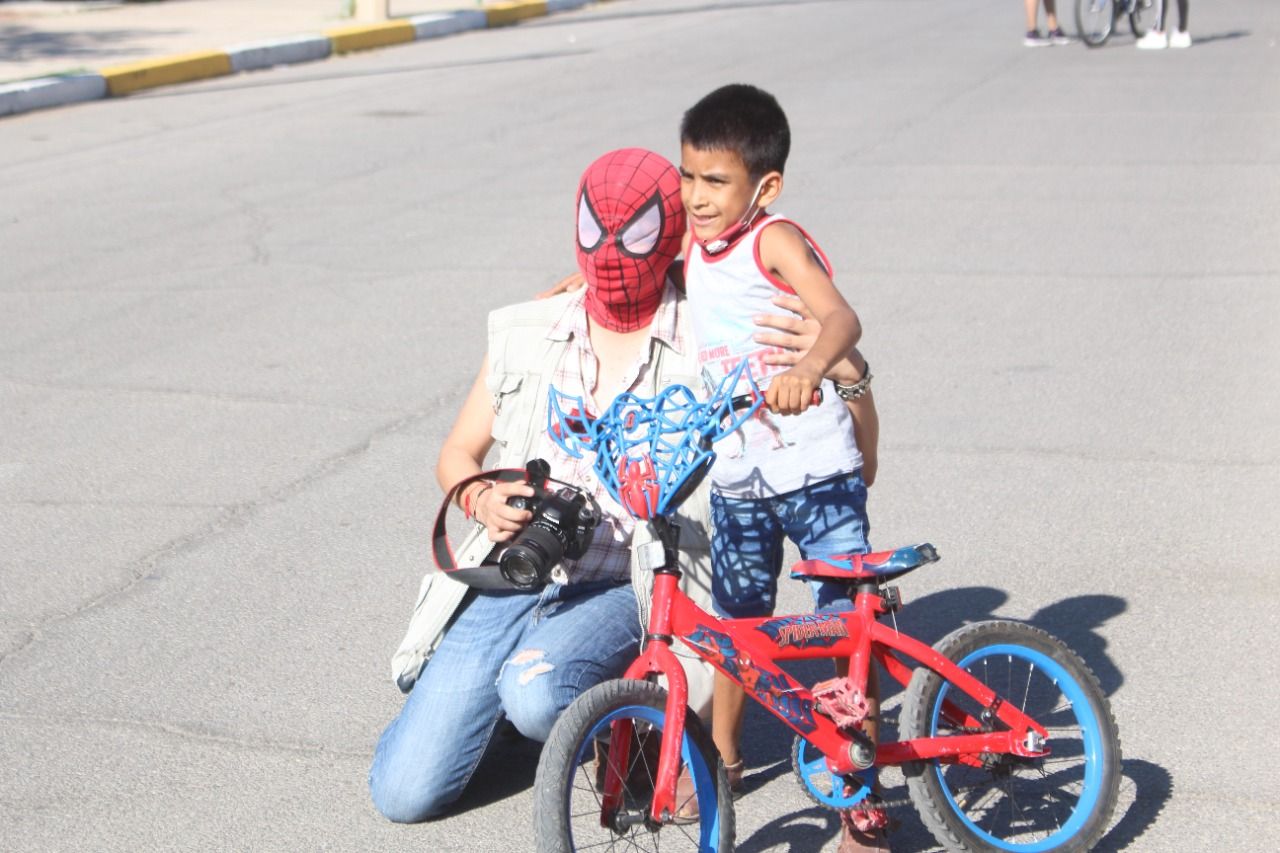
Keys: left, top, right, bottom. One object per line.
{"left": 431, "top": 467, "right": 547, "bottom": 572}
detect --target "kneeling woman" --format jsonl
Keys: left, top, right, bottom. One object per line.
{"left": 369, "top": 149, "right": 714, "bottom": 823}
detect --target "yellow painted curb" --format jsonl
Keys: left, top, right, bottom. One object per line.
{"left": 325, "top": 21, "right": 417, "bottom": 54}
{"left": 485, "top": 1, "right": 549, "bottom": 27}
{"left": 101, "top": 51, "right": 232, "bottom": 97}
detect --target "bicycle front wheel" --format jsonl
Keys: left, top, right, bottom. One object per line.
{"left": 1075, "top": 0, "right": 1117, "bottom": 46}
{"left": 901, "top": 620, "right": 1121, "bottom": 852}
{"left": 533, "top": 678, "right": 734, "bottom": 853}
{"left": 1129, "top": 0, "right": 1155, "bottom": 38}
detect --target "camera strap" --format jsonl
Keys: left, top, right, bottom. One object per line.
{"left": 431, "top": 467, "right": 550, "bottom": 587}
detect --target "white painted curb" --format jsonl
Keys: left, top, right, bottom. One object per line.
{"left": 409, "top": 11, "right": 487, "bottom": 39}
{"left": 0, "top": 74, "right": 107, "bottom": 117}
{"left": 227, "top": 35, "right": 333, "bottom": 74}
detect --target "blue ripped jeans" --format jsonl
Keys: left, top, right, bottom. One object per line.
{"left": 368, "top": 580, "right": 641, "bottom": 823}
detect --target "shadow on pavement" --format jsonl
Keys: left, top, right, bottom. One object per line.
{"left": 444, "top": 719, "right": 542, "bottom": 815}
{"left": 0, "top": 25, "right": 186, "bottom": 67}
{"left": 734, "top": 805, "right": 843, "bottom": 853}
{"left": 1096, "top": 759, "right": 1174, "bottom": 852}
{"left": 1183, "top": 29, "right": 1251, "bottom": 45}
{"left": 1029, "top": 593, "right": 1127, "bottom": 695}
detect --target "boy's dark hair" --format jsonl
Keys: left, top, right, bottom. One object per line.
{"left": 680, "top": 84, "right": 791, "bottom": 179}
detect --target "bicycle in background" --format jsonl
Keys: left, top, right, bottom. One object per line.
{"left": 1076, "top": 0, "right": 1159, "bottom": 46}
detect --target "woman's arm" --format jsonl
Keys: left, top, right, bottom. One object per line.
{"left": 437, "top": 356, "right": 534, "bottom": 542}
{"left": 847, "top": 387, "right": 878, "bottom": 487}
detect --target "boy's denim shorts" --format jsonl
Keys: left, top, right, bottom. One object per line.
{"left": 710, "top": 470, "right": 870, "bottom": 619}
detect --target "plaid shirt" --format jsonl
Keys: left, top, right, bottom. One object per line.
{"left": 534, "top": 282, "right": 684, "bottom": 585}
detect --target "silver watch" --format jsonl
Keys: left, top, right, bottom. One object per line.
{"left": 833, "top": 363, "right": 873, "bottom": 400}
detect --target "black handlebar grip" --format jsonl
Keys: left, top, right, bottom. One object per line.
{"left": 730, "top": 387, "right": 824, "bottom": 412}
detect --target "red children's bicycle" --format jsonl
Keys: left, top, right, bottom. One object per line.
{"left": 531, "top": 369, "right": 1122, "bottom": 852}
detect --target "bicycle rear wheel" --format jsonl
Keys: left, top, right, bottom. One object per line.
{"left": 1129, "top": 0, "right": 1156, "bottom": 38}
{"left": 533, "top": 678, "right": 734, "bottom": 852}
{"left": 901, "top": 620, "right": 1121, "bottom": 852}
{"left": 1075, "top": 0, "right": 1117, "bottom": 47}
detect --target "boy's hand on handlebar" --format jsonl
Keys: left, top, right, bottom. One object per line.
{"left": 475, "top": 479, "right": 535, "bottom": 542}
{"left": 766, "top": 365, "right": 822, "bottom": 415}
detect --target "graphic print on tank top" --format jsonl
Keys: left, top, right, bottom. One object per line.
{"left": 686, "top": 215, "right": 862, "bottom": 499}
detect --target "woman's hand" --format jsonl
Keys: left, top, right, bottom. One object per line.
{"left": 535, "top": 271, "right": 586, "bottom": 300}
{"left": 755, "top": 294, "right": 866, "bottom": 384}
{"left": 473, "top": 478, "right": 535, "bottom": 543}
{"left": 753, "top": 294, "right": 819, "bottom": 365}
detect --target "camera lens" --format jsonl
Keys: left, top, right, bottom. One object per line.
{"left": 499, "top": 549, "right": 543, "bottom": 589}
{"left": 499, "top": 523, "right": 567, "bottom": 589}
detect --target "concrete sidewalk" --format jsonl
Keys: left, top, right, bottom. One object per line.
{"left": 0, "top": 0, "right": 589, "bottom": 115}
{"left": 0, "top": 0, "right": 508, "bottom": 81}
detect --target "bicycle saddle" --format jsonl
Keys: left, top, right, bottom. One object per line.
{"left": 791, "top": 543, "right": 939, "bottom": 582}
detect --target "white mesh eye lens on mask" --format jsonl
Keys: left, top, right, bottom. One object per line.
{"left": 618, "top": 198, "right": 662, "bottom": 257}
{"left": 577, "top": 193, "right": 604, "bottom": 251}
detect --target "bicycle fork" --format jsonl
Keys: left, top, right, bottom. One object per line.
{"left": 604, "top": 518, "right": 693, "bottom": 826}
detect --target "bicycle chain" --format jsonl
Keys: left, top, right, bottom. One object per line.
{"left": 795, "top": 782, "right": 915, "bottom": 815}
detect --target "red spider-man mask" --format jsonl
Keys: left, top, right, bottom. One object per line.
{"left": 576, "top": 149, "right": 685, "bottom": 332}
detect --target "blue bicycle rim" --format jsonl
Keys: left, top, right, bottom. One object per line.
{"left": 930, "top": 643, "right": 1104, "bottom": 852}
{"left": 572, "top": 704, "right": 722, "bottom": 851}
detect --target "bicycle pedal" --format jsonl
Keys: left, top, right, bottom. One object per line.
{"left": 813, "top": 677, "right": 869, "bottom": 732}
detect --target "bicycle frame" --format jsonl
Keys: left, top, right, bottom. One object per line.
{"left": 603, "top": 519, "right": 1052, "bottom": 825}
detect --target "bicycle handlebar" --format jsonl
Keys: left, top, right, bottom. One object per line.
{"left": 555, "top": 388, "right": 820, "bottom": 433}
{"left": 729, "top": 387, "right": 823, "bottom": 413}
{"left": 547, "top": 360, "right": 825, "bottom": 520}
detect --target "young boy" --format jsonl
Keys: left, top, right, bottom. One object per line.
{"left": 679, "top": 84, "right": 886, "bottom": 847}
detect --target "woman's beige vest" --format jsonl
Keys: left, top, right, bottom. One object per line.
{"left": 392, "top": 289, "right": 716, "bottom": 712}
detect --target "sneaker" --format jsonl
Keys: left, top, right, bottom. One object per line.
{"left": 1024, "top": 29, "right": 1051, "bottom": 47}
{"left": 1136, "top": 30, "right": 1168, "bottom": 49}
{"left": 1047, "top": 28, "right": 1073, "bottom": 45}
{"left": 1169, "top": 29, "right": 1192, "bottom": 48}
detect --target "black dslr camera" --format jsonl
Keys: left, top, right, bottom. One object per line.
{"left": 499, "top": 460, "right": 599, "bottom": 589}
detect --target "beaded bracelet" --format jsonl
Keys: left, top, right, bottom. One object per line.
{"left": 463, "top": 484, "right": 492, "bottom": 520}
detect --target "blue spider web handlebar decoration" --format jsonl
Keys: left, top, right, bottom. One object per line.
{"left": 547, "top": 358, "right": 762, "bottom": 520}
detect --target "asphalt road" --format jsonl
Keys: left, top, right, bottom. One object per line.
{"left": 2, "top": 0, "right": 1278, "bottom": 850}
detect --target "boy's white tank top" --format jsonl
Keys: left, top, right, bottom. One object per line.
{"left": 686, "top": 214, "right": 861, "bottom": 499}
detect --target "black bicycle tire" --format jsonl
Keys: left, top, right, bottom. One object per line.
{"left": 900, "top": 620, "right": 1122, "bottom": 852}
{"left": 1075, "top": 0, "right": 1117, "bottom": 47}
{"left": 1129, "top": 0, "right": 1153, "bottom": 38}
{"left": 533, "top": 678, "right": 735, "bottom": 852}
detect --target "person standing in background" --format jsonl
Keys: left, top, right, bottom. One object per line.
{"left": 1024, "top": 0, "right": 1072, "bottom": 46}
{"left": 1137, "top": 0, "right": 1192, "bottom": 48}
